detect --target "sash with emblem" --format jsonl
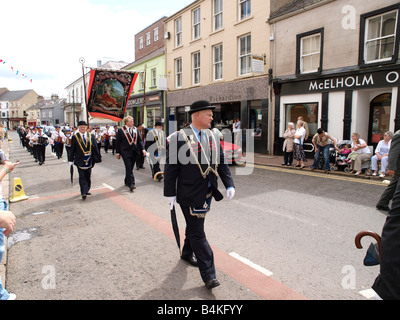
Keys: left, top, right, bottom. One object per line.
{"left": 76, "top": 132, "right": 92, "bottom": 169}
{"left": 122, "top": 125, "right": 137, "bottom": 145}
{"left": 180, "top": 127, "right": 220, "bottom": 218}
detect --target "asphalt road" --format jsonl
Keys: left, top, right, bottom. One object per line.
{"left": 5, "top": 131, "right": 387, "bottom": 301}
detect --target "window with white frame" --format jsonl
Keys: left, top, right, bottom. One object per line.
{"left": 139, "top": 37, "right": 144, "bottom": 49}
{"left": 175, "top": 18, "right": 182, "bottom": 47}
{"left": 175, "top": 58, "right": 182, "bottom": 88}
{"left": 239, "top": 0, "right": 251, "bottom": 21}
{"left": 151, "top": 68, "right": 157, "bottom": 87}
{"left": 139, "top": 73, "right": 145, "bottom": 90}
{"left": 239, "top": 34, "right": 251, "bottom": 75}
{"left": 192, "top": 8, "right": 201, "bottom": 40}
{"left": 154, "top": 27, "right": 159, "bottom": 42}
{"left": 364, "top": 10, "right": 398, "bottom": 63}
{"left": 300, "top": 33, "right": 321, "bottom": 74}
{"left": 213, "top": 44, "right": 223, "bottom": 80}
{"left": 49, "top": 111, "right": 53, "bottom": 118}
{"left": 146, "top": 32, "right": 151, "bottom": 46}
{"left": 192, "top": 51, "right": 200, "bottom": 85}
{"left": 213, "top": 0, "right": 223, "bottom": 31}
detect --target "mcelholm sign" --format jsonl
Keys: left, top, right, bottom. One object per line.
{"left": 280, "top": 69, "right": 400, "bottom": 95}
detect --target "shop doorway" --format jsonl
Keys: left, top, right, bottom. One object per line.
{"left": 368, "top": 93, "right": 392, "bottom": 150}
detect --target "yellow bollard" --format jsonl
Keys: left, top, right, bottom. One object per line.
{"left": 9, "top": 177, "right": 29, "bottom": 203}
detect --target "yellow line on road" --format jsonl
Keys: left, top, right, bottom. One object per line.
{"left": 248, "top": 164, "right": 387, "bottom": 186}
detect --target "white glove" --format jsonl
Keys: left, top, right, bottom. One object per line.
{"left": 69, "top": 162, "right": 73, "bottom": 166}
{"left": 226, "top": 188, "right": 235, "bottom": 200}
{"left": 167, "top": 196, "right": 176, "bottom": 210}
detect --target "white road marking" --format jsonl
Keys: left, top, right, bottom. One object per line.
{"left": 102, "top": 183, "right": 115, "bottom": 191}
{"left": 229, "top": 252, "right": 273, "bottom": 277}
{"left": 359, "top": 288, "right": 377, "bottom": 299}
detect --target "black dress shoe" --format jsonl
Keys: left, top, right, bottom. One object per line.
{"left": 205, "top": 279, "right": 220, "bottom": 289}
{"left": 376, "top": 204, "right": 390, "bottom": 211}
{"left": 129, "top": 185, "right": 136, "bottom": 192}
{"left": 181, "top": 255, "right": 198, "bottom": 267}
{"left": 86, "top": 192, "right": 91, "bottom": 196}
{"left": 82, "top": 194, "right": 87, "bottom": 200}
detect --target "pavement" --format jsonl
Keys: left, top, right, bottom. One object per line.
{"left": 0, "top": 133, "right": 390, "bottom": 299}
{"left": 245, "top": 152, "right": 391, "bottom": 182}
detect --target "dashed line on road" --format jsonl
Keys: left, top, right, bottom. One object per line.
{"left": 229, "top": 252, "right": 273, "bottom": 277}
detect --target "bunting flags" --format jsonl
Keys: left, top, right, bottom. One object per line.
{"left": 87, "top": 68, "right": 138, "bottom": 121}
{"left": 0, "top": 58, "right": 33, "bottom": 83}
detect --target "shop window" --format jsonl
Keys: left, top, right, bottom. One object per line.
{"left": 250, "top": 100, "right": 262, "bottom": 137}
{"left": 370, "top": 93, "right": 392, "bottom": 144}
{"left": 286, "top": 103, "right": 319, "bottom": 138}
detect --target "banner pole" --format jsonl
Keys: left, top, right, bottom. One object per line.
{"left": 79, "top": 57, "right": 89, "bottom": 124}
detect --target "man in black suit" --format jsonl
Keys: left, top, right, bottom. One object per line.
{"left": 164, "top": 100, "right": 235, "bottom": 289}
{"left": 68, "top": 121, "right": 102, "bottom": 200}
{"left": 115, "top": 116, "right": 146, "bottom": 192}
{"left": 376, "top": 130, "right": 400, "bottom": 211}
{"left": 372, "top": 130, "right": 400, "bottom": 299}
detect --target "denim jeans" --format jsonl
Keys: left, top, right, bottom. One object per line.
{"left": 313, "top": 145, "right": 331, "bottom": 170}
{"left": 0, "top": 199, "right": 10, "bottom": 300}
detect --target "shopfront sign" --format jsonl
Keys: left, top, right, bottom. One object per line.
{"left": 280, "top": 68, "right": 400, "bottom": 95}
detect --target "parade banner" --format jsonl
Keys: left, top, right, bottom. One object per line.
{"left": 87, "top": 69, "right": 138, "bottom": 121}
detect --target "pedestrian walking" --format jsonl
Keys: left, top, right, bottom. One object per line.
{"left": 68, "top": 121, "right": 102, "bottom": 200}
{"left": 164, "top": 100, "right": 235, "bottom": 289}
{"left": 115, "top": 116, "right": 146, "bottom": 192}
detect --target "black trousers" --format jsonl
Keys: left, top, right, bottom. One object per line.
{"left": 55, "top": 142, "right": 63, "bottom": 158}
{"left": 372, "top": 174, "right": 400, "bottom": 299}
{"left": 122, "top": 156, "right": 136, "bottom": 187}
{"left": 377, "top": 172, "right": 400, "bottom": 207}
{"left": 34, "top": 144, "right": 46, "bottom": 164}
{"left": 77, "top": 167, "right": 91, "bottom": 195}
{"left": 180, "top": 204, "right": 215, "bottom": 283}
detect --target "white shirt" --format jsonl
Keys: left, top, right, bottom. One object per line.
{"left": 294, "top": 127, "right": 306, "bottom": 145}
{"left": 352, "top": 139, "right": 371, "bottom": 154}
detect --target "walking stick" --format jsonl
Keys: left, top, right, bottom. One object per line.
{"left": 355, "top": 230, "right": 381, "bottom": 261}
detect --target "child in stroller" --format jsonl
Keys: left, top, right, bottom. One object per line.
{"left": 334, "top": 142, "right": 353, "bottom": 172}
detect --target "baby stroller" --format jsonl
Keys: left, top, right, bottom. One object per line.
{"left": 333, "top": 140, "right": 353, "bottom": 173}
{"left": 317, "top": 144, "right": 339, "bottom": 171}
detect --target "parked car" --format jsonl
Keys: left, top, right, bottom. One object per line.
{"left": 221, "top": 140, "right": 242, "bottom": 164}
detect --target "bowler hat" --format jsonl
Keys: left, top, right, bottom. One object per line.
{"left": 189, "top": 100, "right": 215, "bottom": 114}
{"left": 77, "top": 121, "right": 87, "bottom": 126}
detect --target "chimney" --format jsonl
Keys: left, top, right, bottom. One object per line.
{"left": 51, "top": 94, "right": 59, "bottom": 101}
{"left": 97, "top": 60, "right": 102, "bottom": 67}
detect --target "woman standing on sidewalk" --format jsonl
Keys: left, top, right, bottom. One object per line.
{"left": 293, "top": 120, "right": 307, "bottom": 169}
{"left": 282, "top": 122, "right": 295, "bottom": 166}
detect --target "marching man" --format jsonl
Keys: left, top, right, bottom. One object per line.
{"left": 164, "top": 100, "right": 235, "bottom": 289}
{"left": 68, "top": 121, "right": 102, "bottom": 200}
